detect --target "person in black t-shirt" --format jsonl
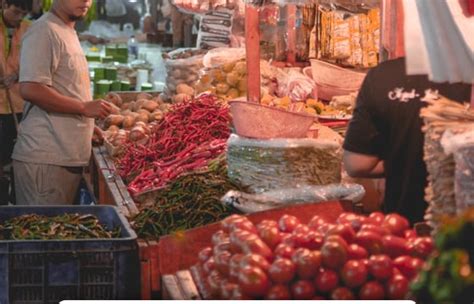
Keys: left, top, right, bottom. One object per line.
{"left": 343, "top": 57, "right": 471, "bottom": 224}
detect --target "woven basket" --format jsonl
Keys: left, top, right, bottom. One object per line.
{"left": 309, "top": 60, "right": 366, "bottom": 91}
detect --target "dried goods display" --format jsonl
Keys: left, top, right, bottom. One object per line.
{"left": 420, "top": 97, "right": 474, "bottom": 232}
{"left": 317, "top": 5, "right": 380, "bottom": 68}
{"left": 117, "top": 94, "right": 231, "bottom": 196}
{"left": 227, "top": 135, "right": 342, "bottom": 193}
{"left": 192, "top": 211, "right": 433, "bottom": 299}
{"left": 0, "top": 213, "right": 120, "bottom": 240}
{"left": 131, "top": 157, "right": 243, "bottom": 239}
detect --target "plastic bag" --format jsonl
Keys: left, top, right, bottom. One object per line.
{"left": 227, "top": 134, "right": 342, "bottom": 193}
{"left": 202, "top": 47, "right": 246, "bottom": 68}
{"left": 163, "top": 48, "right": 206, "bottom": 96}
{"left": 277, "top": 69, "right": 317, "bottom": 101}
{"left": 441, "top": 128, "right": 474, "bottom": 214}
{"left": 222, "top": 183, "right": 365, "bottom": 213}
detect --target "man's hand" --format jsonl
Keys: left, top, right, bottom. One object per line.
{"left": 0, "top": 74, "right": 18, "bottom": 89}
{"left": 82, "top": 100, "right": 112, "bottom": 119}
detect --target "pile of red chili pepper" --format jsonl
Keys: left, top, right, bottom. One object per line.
{"left": 117, "top": 94, "right": 231, "bottom": 196}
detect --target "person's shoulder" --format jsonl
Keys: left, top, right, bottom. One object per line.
{"left": 367, "top": 57, "right": 406, "bottom": 78}
{"left": 23, "top": 14, "right": 62, "bottom": 40}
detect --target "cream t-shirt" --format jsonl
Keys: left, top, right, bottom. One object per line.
{"left": 13, "top": 12, "right": 93, "bottom": 166}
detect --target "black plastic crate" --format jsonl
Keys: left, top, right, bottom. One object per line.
{"left": 0, "top": 206, "right": 140, "bottom": 303}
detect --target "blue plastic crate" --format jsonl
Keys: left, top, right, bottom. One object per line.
{"left": 0, "top": 206, "right": 140, "bottom": 303}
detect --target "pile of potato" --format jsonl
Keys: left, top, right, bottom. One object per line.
{"left": 261, "top": 95, "right": 323, "bottom": 116}
{"left": 102, "top": 92, "right": 171, "bottom": 146}
{"left": 194, "top": 59, "right": 248, "bottom": 101}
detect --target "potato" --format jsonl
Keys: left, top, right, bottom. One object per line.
{"left": 141, "top": 99, "right": 159, "bottom": 112}
{"left": 104, "top": 114, "right": 124, "bottom": 129}
{"left": 226, "top": 72, "right": 240, "bottom": 87}
{"left": 107, "top": 125, "right": 120, "bottom": 133}
{"left": 136, "top": 112, "right": 149, "bottom": 123}
{"left": 150, "top": 110, "right": 164, "bottom": 122}
{"left": 122, "top": 115, "right": 136, "bottom": 129}
{"left": 216, "top": 82, "right": 230, "bottom": 95}
{"left": 159, "top": 103, "right": 171, "bottom": 112}
{"left": 133, "top": 99, "right": 145, "bottom": 112}
{"left": 109, "top": 103, "right": 121, "bottom": 115}
{"left": 186, "top": 74, "right": 199, "bottom": 83}
{"left": 170, "top": 69, "right": 182, "bottom": 79}
{"left": 226, "top": 88, "right": 240, "bottom": 100}
{"left": 211, "top": 69, "right": 226, "bottom": 82}
{"left": 121, "top": 109, "right": 132, "bottom": 116}
{"left": 128, "top": 101, "right": 136, "bottom": 112}
{"left": 200, "top": 73, "right": 212, "bottom": 85}
{"left": 238, "top": 78, "right": 248, "bottom": 92}
{"left": 137, "top": 109, "right": 151, "bottom": 117}
{"left": 129, "top": 127, "right": 147, "bottom": 142}
{"left": 222, "top": 62, "right": 236, "bottom": 73}
{"left": 172, "top": 93, "right": 192, "bottom": 104}
{"left": 137, "top": 92, "right": 153, "bottom": 100}
{"left": 105, "top": 92, "right": 123, "bottom": 107}
{"left": 176, "top": 83, "right": 195, "bottom": 96}
{"left": 120, "top": 102, "right": 130, "bottom": 111}
{"left": 234, "top": 61, "right": 247, "bottom": 75}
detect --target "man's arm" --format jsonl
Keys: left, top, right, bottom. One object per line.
{"left": 20, "top": 82, "right": 112, "bottom": 119}
{"left": 343, "top": 150, "right": 385, "bottom": 178}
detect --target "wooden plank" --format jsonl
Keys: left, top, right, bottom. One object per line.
{"left": 245, "top": 4, "right": 261, "bottom": 103}
{"left": 176, "top": 270, "right": 201, "bottom": 300}
{"left": 286, "top": 4, "right": 297, "bottom": 65}
{"left": 141, "top": 261, "right": 152, "bottom": 300}
{"left": 162, "top": 275, "right": 184, "bottom": 300}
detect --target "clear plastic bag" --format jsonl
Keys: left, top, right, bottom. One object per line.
{"left": 202, "top": 47, "right": 246, "bottom": 68}
{"left": 163, "top": 48, "right": 206, "bottom": 96}
{"left": 222, "top": 183, "right": 365, "bottom": 213}
{"left": 227, "top": 134, "right": 342, "bottom": 193}
{"left": 441, "top": 128, "right": 474, "bottom": 214}
{"left": 277, "top": 69, "right": 317, "bottom": 101}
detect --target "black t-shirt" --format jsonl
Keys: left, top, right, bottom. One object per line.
{"left": 343, "top": 58, "right": 471, "bottom": 224}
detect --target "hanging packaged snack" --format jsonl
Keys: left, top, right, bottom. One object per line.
{"left": 197, "top": 8, "right": 234, "bottom": 49}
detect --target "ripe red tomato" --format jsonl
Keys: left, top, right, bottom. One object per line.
{"left": 382, "top": 235, "right": 410, "bottom": 258}
{"left": 386, "top": 274, "right": 409, "bottom": 299}
{"left": 265, "top": 285, "right": 291, "bottom": 300}
{"left": 198, "top": 247, "right": 213, "bottom": 264}
{"left": 238, "top": 266, "right": 271, "bottom": 297}
{"left": 360, "top": 223, "right": 391, "bottom": 236}
{"left": 337, "top": 212, "right": 364, "bottom": 232}
{"left": 393, "top": 255, "right": 424, "bottom": 280}
{"left": 325, "top": 235, "right": 349, "bottom": 249}
{"left": 382, "top": 213, "right": 410, "bottom": 237}
{"left": 331, "top": 287, "right": 356, "bottom": 300}
{"left": 207, "top": 270, "right": 223, "bottom": 297}
{"left": 290, "top": 280, "right": 316, "bottom": 300}
{"left": 241, "top": 238, "right": 273, "bottom": 261}
{"left": 257, "top": 220, "right": 278, "bottom": 230}
{"left": 326, "top": 224, "right": 356, "bottom": 243}
{"left": 240, "top": 253, "right": 270, "bottom": 272}
{"left": 214, "top": 250, "right": 232, "bottom": 276}
{"left": 291, "top": 248, "right": 322, "bottom": 279}
{"left": 403, "top": 229, "right": 417, "bottom": 240}
{"left": 314, "top": 268, "right": 339, "bottom": 293}
{"left": 409, "top": 237, "right": 435, "bottom": 259}
{"left": 220, "top": 282, "right": 238, "bottom": 299}
{"left": 230, "top": 286, "right": 252, "bottom": 300}
{"left": 368, "top": 211, "right": 385, "bottom": 225}
{"left": 317, "top": 223, "right": 335, "bottom": 235}
{"left": 308, "top": 215, "right": 327, "bottom": 230}
{"left": 293, "top": 224, "right": 311, "bottom": 235}
{"left": 359, "top": 281, "right": 385, "bottom": 300}
{"left": 291, "top": 232, "right": 312, "bottom": 248}
{"left": 229, "top": 219, "right": 258, "bottom": 234}
{"left": 268, "top": 258, "right": 296, "bottom": 284}
{"left": 274, "top": 243, "right": 295, "bottom": 259}
{"left": 306, "top": 230, "right": 324, "bottom": 250}
{"left": 229, "top": 254, "right": 244, "bottom": 281}
{"left": 355, "top": 230, "right": 384, "bottom": 254}
{"left": 278, "top": 215, "right": 301, "bottom": 233}
{"left": 341, "top": 260, "right": 368, "bottom": 288}
{"left": 229, "top": 229, "right": 254, "bottom": 252}
{"left": 202, "top": 257, "right": 216, "bottom": 274}
{"left": 368, "top": 254, "right": 394, "bottom": 280}
{"left": 213, "top": 242, "right": 231, "bottom": 256}
{"left": 258, "top": 225, "right": 282, "bottom": 249}
{"left": 347, "top": 244, "right": 369, "bottom": 260}
{"left": 222, "top": 214, "right": 246, "bottom": 232}
{"left": 321, "top": 241, "right": 348, "bottom": 270}
{"left": 212, "top": 230, "right": 229, "bottom": 246}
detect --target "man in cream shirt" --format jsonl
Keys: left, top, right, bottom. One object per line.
{"left": 13, "top": 0, "right": 112, "bottom": 205}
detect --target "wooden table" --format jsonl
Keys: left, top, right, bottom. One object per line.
{"left": 89, "top": 146, "right": 139, "bottom": 217}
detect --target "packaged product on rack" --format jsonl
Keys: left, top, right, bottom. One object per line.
{"left": 221, "top": 183, "right": 365, "bottom": 213}
{"left": 441, "top": 128, "right": 474, "bottom": 214}
{"left": 227, "top": 134, "right": 342, "bottom": 193}
{"left": 197, "top": 8, "right": 234, "bottom": 49}
{"left": 163, "top": 48, "right": 207, "bottom": 97}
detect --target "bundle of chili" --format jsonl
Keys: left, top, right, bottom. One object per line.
{"left": 117, "top": 94, "right": 231, "bottom": 196}
{"left": 131, "top": 156, "right": 243, "bottom": 239}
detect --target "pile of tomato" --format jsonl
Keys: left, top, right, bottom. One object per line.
{"left": 194, "top": 211, "right": 434, "bottom": 300}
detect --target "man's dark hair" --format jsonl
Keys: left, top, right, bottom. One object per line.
{"left": 4, "top": 0, "right": 33, "bottom": 11}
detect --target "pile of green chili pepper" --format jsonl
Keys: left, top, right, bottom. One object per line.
{"left": 0, "top": 213, "right": 121, "bottom": 240}
{"left": 131, "top": 156, "right": 242, "bottom": 239}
